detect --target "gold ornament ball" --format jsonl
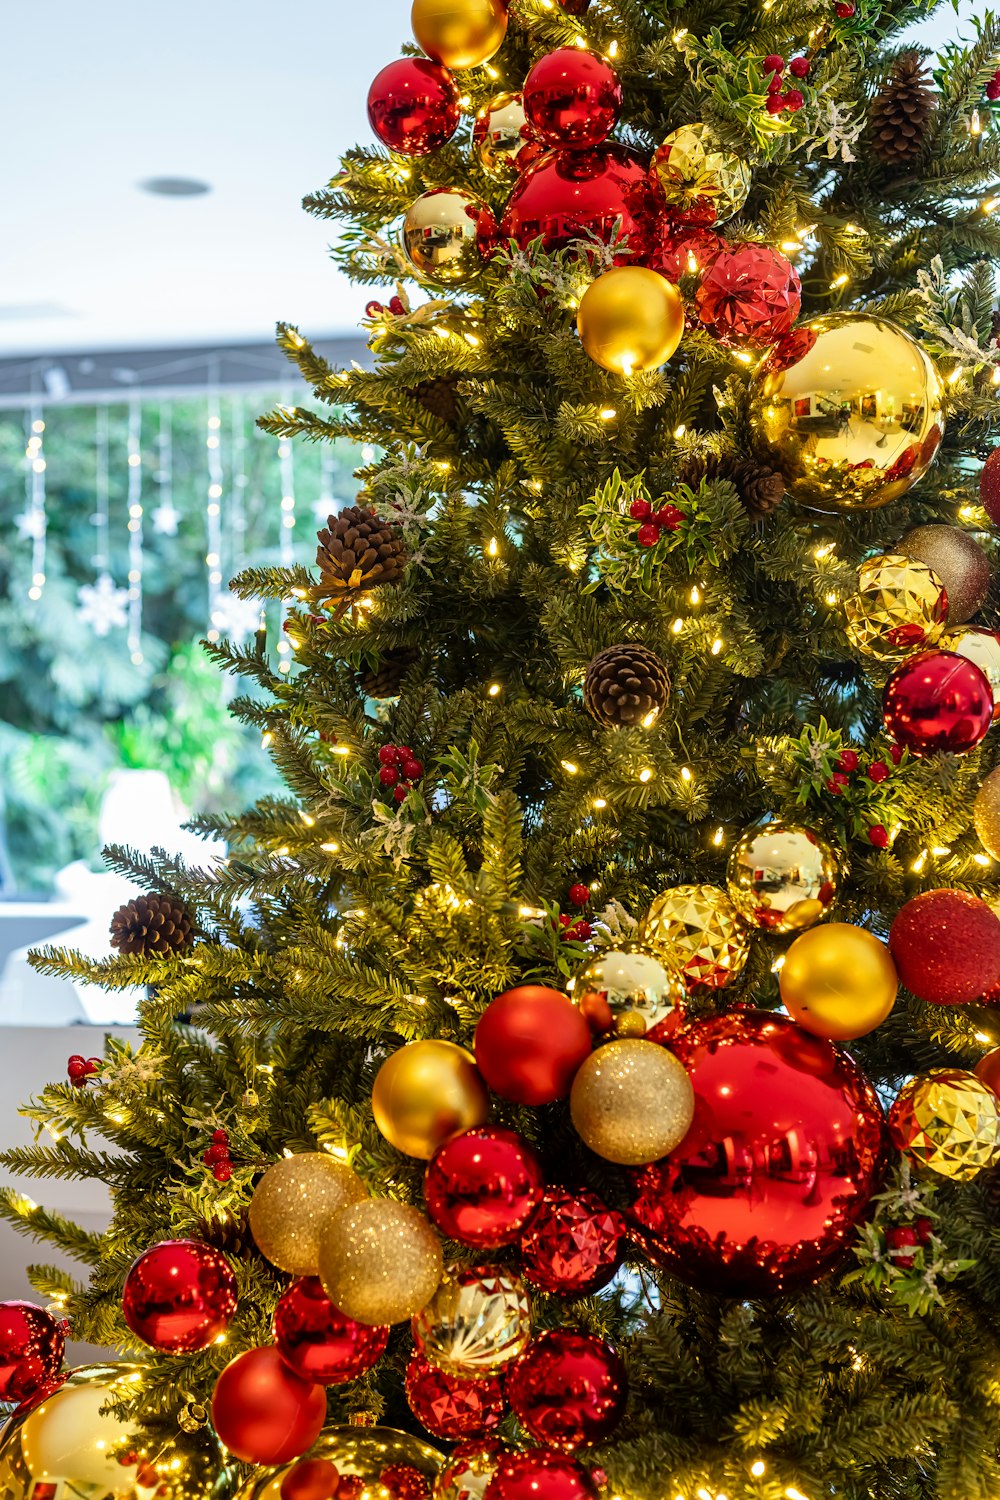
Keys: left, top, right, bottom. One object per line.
{"left": 577, "top": 267, "right": 684, "bottom": 375}
{"left": 650, "top": 122, "right": 751, "bottom": 225}
{"left": 413, "top": 1264, "right": 532, "bottom": 1376}
{"left": 779, "top": 923, "right": 898, "bottom": 1040}
{"left": 434, "top": 1442, "right": 509, "bottom": 1500}
{"left": 372, "top": 1038, "right": 489, "bottom": 1159}
{"left": 569, "top": 1038, "right": 695, "bottom": 1165}
{"left": 473, "top": 91, "right": 531, "bottom": 175}
{"left": 412, "top": 0, "right": 507, "bottom": 70}
{"left": 726, "top": 819, "right": 838, "bottom": 934}
{"left": 319, "top": 1198, "right": 443, "bottom": 1325}
{"left": 574, "top": 942, "right": 684, "bottom": 1033}
{"left": 236, "top": 1425, "right": 444, "bottom": 1500}
{"left": 401, "top": 188, "right": 494, "bottom": 286}
{"left": 944, "top": 627, "right": 1000, "bottom": 719}
{"left": 248, "top": 1152, "right": 367, "bottom": 1276}
{"left": 641, "top": 883, "right": 750, "bottom": 993}
{"left": 974, "top": 766, "right": 1000, "bottom": 860}
{"left": 889, "top": 1068, "right": 1000, "bottom": 1180}
{"left": 900, "top": 523, "right": 992, "bottom": 624}
{"left": 844, "top": 552, "right": 948, "bottom": 660}
{"left": 748, "top": 313, "right": 945, "bottom": 512}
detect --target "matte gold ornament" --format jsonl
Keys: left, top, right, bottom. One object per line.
{"left": 888, "top": 1068, "right": 1000, "bottom": 1180}
{"left": 974, "top": 766, "right": 1000, "bottom": 860}
{"left": 372, "top": 1038, "right": 489, "bottom": 1159}
{"left": 649, "top": 122, "right": 751, "bottom": 225}
{"left": 401, "top": 188, "right": 495, "bottom": 285}
{"left": 412, "top": 1263, "right": 532, "bottom": 1375}
{"left": 574, "top": 942, "right": 684, "bottom": 1034}
{"left": 473, "top": 91, "right": 532, "bottom": 174}
{"left": 844, "top": 552, "right": 948, "bottom": 660}
{"left": 945, "top": 627, "right": 1000, "bottom": 718}
{"left": 900, "top": 523, "right": 992, "bottom": 624}
{"left": 727, "top": 820, "right": 838, "bottom": 933}
{"left": 412, "top": 0, "right": 508, "bottom": 70}
{"left": 641, "top": 884, "right": 750, "bottom": 992}
{"left": 248, "top": 1152, "right": 367, "bottom": 1276}
{"left": 779, "top": 923, "right": 898, "bottom": 1040}
{"left": 748, "top": 314, "right": 945, "bottom": 512}
{"left": 569, "top": 1038, "right": 695, "bottom": 1165}
{"left": 318, "top": 1199, "right": 443, "bottom": 1325}
{"left": 236, "top": 1425, "right": 444, "bottom": 1500}
{"left": 577, "top": 266, "right": 685, "bottom": 375}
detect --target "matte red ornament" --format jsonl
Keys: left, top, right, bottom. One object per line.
{"left": 889, "top": 889, "right": 1000, "bottom": 1005}
{"left": 281, "top": 1459, "right": 340, "bottom": 1500}
{"left": 518, "top": 1187, "right": 623, "bottom": 1295}
{"left": 424, "top": 1126, "right": 545, "bottom": 1248}
{"left": 405, "top": 1353, "right": 505, "bottom": 1440}
{"left": 121, "top": 1239, "right": 237, "bottom": 1353}
{"left": 485, "top": 1449, "right": 596, "bottom": 1500}
{"left": 474, "top": 986, "right": 593, "bottom": 1105}
{"left": 626, "top": 1011, "right": 887, "bottom": 1297}
{"left": 211, "top": 1346, "right": 326, "bottom": 1466}
{"left": 523, "top": 48, "right": 622, "bottom": 149}
{"left": 0, "top": 1302, "right": 65, "bottom": 1404}
{"left": 882, "top": 650, "right": 993, "bottom": 756}
{"left": 651, "top": 224, "right": 722, "bottom": 283}
{"left": 500, "top": 145, "right": 659, "bottom": 264}
{"left": 981, "top": 448, "right": 1000, "bottom": 525}
{"left": 274, "top": 1276, "right": 389, "bottom": 1384}
{"left": 367, "top": 59, "right": 461, "bottom": 156}
{"left": 695, "top": 243, "right": 801, "bottom": 347}
{"left": 506, "top": 1330, "right": 627, "bottom": 1448}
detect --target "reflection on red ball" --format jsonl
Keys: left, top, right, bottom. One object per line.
{"left": 523, "top": 48, "right": 622, "bottom": 150}
{"left": 122, "top": 1239, "right": 237, "bottom": 1353}
{"left": 507, "top": 1330, "right": 627, "bottom": 1448}
{"left": 650, "top": 224, "right": 722, "bottom": 283}
{"left": 485, "top": 1448, "right": 596, "bottom": 1500}
{"left": 405, "top": 1354, "right": 505, "bottom": 1440}
{"left": 425, "top": 1126, "right": 544, "bottom": 1248}
{"left": 475, "top": 987, "right": 593, "bottom": 1105}
{"left": 211, "top": 1346, "right": 326, "bottom": 1466}
{"left": 367, "top": 59, "right": 461, "bottom": 156}
{"left": 889, "top": 889, "right": 1000, "bottom": 1005}
{"left": 518, "top": 1188, "right": 622, "bottom": 1295}
{"left": 281, "top": 1458, "right": 340, "bottom": 1500}
{"left": 0, "top": 1302, "right": 65, "bottom": 1405}
{"left": 274, "top": 1277, "right": 389, "bottom": 1384}
{"left": 500, "top": 145, "right": 658, "bottom": 265}
{"left": 975, "top": 1047, "right": 1000, "bottom": 1096}
{"left": 882, "top": 650, "right": 993, "bottom": 756}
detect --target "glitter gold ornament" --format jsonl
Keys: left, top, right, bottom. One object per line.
{"left": 943, "top": 627, "right": 1000, "bottom": 718}
{"left": 726, "top": 820, "right": 838, "bottom": 933}
{"left": 779, "top": 923, "right": 898, "bottom": 1040}
{"left": 318, "top": 1199, "right": 443, "bottom": 1325}
{"left": 649, "top": 122, "right": 751, "bottom": 225}
{"left": 372, "top": 1039, "right": 489, "bottom": 1159}
{"left": 888, "top": 1069, "right": 1000, "bottom": 1180}
{"left": 844, "top": 552, "right": 948, "bottom": 660}
{"left": 577, "top": 266, "right": 684, "bottom": 375}
{"left": 641, "top": 884, "right": 750, "bottom": 992}
{"left": 975, "top": 766, "right": 1000, "bottom": 860}
{"left": 900, "top": 524, "right": 992, "bottom": 624}
{"left": 473, "top": 92, "right": 534, "bottom": 175}
{"left": 235, "top": 1425, "right": 444, "bottom": 1500}
{"left": 249, "top": 1153, "right": 367, "bottom": 1277}
{"left": 569, "top": 1038, "right": 695, "bottom": 1165}
{"left": 412, "top": 1263, "right": 532, "bottom": 1376}
{"left": 401, "top": 188, "right": 496, "bottom": 285}
{"left": 573, "top": 942, "right": 684, "bottom": 1036}
{"left": 412, "top": 0, "right": 507, "bottom": 70}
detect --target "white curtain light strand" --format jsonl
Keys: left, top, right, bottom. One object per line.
{"left": 126, "top": 398, "right": 145, "bottom": 666}
{"left": 317, "top": 442, "right": 336, "bottom": 523}
{"left": 24, "top": 404, "right": 47, "bottom": 602}
{"left": 231, "top": 395, "right": 248, "bottom": 572}
{"left": 277, "top": 395, "right": 296, "bottom": 675}
{"left": 205, "top": 395, "right": 225, "bottom": 644}
{"left": 153, "top": 401, "right": 179, "bottom": 537}
{"left": 93, "top": 405, "right": 111, "bottom": 574}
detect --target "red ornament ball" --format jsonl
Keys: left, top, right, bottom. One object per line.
{"left": 523, "top": 48, "right": 622, "bottom": 150}
{"left": 485, "top": 1449, "right": 596, "bottom": 1500}
{"left": 367, "top": 59, "right": 461, "bottom": 156}
{"left": 0, "top": 1301, "right": 65, "bottom": 1404}
{"left": 695, "top": 243, "right": 801, "bottom": 347}
{"left": 474, "top": 985, "right": 593, "bottom": 1105}
{"left": 882, "top": 650, "right": 993, "bottom": 756}
{"left": 519, "top": 1187, "right": 623, "bottom": 1296}
{"left": 405, "top": 1353, "right": 505, "bottom": 1440}
{"left": 976, "top": 1047, "right": 1000, "bottom": 1096}
{"left": 281, "top": 1459, "right": 340, "bottom": 1500}
{"left": 381, "top": 1463, "right": 432, "bottom": 1500}
{"left": 424, "top": 1126, "right": 545, "bottom": 1249}
{"left": 651, "top": 224, "right": 722, "bottom": 283}
{"left": 507, "top": 1330, "right": 627, "bottom": 1448}
{"left": 981, "top": 448, "right": 1000, "bottom": 525}
{"left": 627, "top": 1011, "right": 887, "bottom": 1297}
{"left": 121, "top": 1239, "right": 237, "bottom": 1353}
{"left": 274, "top": 1276, "right": 389, "bottom": 1384}
{"left": 211, "top": 1346, "right": 326, "bottom": 1466}
{"left": 889, "top": 889, "right": 1000, "bottom": 1005}
{"left": 500, "top": 145, "right": 658, "bottom": 265}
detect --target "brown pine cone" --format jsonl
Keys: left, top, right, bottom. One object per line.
{"left": 584, "top": 644, "right": 670, "bottom": 728}
{"left": 678, "top": 451, "right": 785, "bottom": 518}
{"left": 316, "top": 505, "right": 407, "bottom": 601}
{"left": 869, "top": 53, "right": 934, "bottom": 166}
{"left": 413, "top": 376, "right": 461, "bottom": 427}
{"left": 195, "top": 1211, "right": 255, "bottom": 1260}
{"left": 110, "top": 894, "right": 194, "bottom": 956}
{"left": 356, "top": 647, "right": 419, "bottom": 700}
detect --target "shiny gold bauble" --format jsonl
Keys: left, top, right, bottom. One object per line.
{"left": 473, "top": 91, "right": 531, "bottom": 174}
{"left": 641, "top": 883, "right": 750, "bottom": 992}
{"left": 236, "top": 1425, "right": 444, "bottom": 1500}
{"left": 412, "top": 0, "right": 507, "bottom": 70}
{"left": 748, "top": 314, "right": 945, "bottom": 512}
{"left": 318, "top": 1198, "right": 443, "bottom": 1325}
{"left": 944, "top": 627, "right": 1000, "bottom": 718}
{"left": 569, "top": 1038, "right": 695, "bottom": 1165}
{"left": 413, "top": 1264, "right": 532, "bottom": 1375}
{"left": 248, "top": 1152, "right": 366, "bottom": 1276}
{"left": 889, "top": 1068, "right": 1000, "bottom": 1180}
{"left": 779, "top": 923, "right": 898, "bottom": 1040}
{"left": 434, "top": 1442, "right": 509, "bottom": 1500}
{"left": 974, "top": 765, "right": 1000, "bottom": 860}
{"left": 574, "top": 942, "right": 684, "bottom": 1034}
{"left": 372, "top": 1038, "right": 489, "bottom": 1159}
{"left": 577, "top": 266, "right": 684, "bottom": 375}
{"left": 726, "top": 820, "right": 838, "bottom": 934}
{"left": 900, "top": 523, "right": 992, "bottom": 624}
{"left": 844, "top": 552, "right": 948, "bottom": 660}
{"left": 401, "top": 188, "right": 493, "bottom": 286}
{"left": 650, "top": 122, "right": 751, "bottom": 224}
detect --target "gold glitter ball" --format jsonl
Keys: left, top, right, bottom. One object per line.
{"left": 574, "top": 941, "right": 685, "bottom": 1033}
{"left": 641, "top": 884, "right": 750, "bottom": 992}
{"left": 844, "top": 552, "right": 948, "bottom": 660}
{"left": 650, "top": 122, "right": 751, "bottom": 225}
{"left": 434, "top": 1442, "right": 509, "bottom": 1500}
{"left": 235, "top": 1425, "right": 444, "bottom": 1500}
{"left": 889, "top": 1068, "right": 1000, "bottom": 1180}
{"left": 727, "top": 820, "right": 838, "bottom": 934}
{"left": 975, "top": 765, "right": 1000, "bottom": 860}
{"left": 944, "top": 627, "right": 1000, "bottom": 720}
{"left": 319, "top": 1199, "right": 443, "bottom": 1326}
{"left": 248, "top": 1152, "right": 367, "bottom": 1277}
{"left": 412, "top": 1263, "right": 532, "bottom": 1376}
{"left": 569, "top": 1038, "right": 694, "bottom": 1165}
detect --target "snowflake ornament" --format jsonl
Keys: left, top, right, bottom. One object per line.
{"left": 15, "top": 509, "right": 46, "bottom": 541}
{"left": 210, "top": 593, "right": 264, "bottom": 643}
{"left": 151, "top": 501, "right": 181, "bottom": 536}
{"left": 77, "top": 573, "right": 129, "bottom": 636}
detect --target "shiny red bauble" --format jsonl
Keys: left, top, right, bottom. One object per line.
{"left": 274, "top": 1277, "right": 389, "bottom": 1384}
{"left": 425, "top": 1126, "right": 544, "bottom": 1248}
{"left": 882, "top": 649, "right": 993, "bottom": 756}
{"left": 405, "top": 1353, "right": 505, "bottom": 1440}
{"left": 981, "top": 447, "right": 1000, "bottom": 525}
{"left": 695, "top": 243, "right": 801, "bottom": 347}
{"left": 507, "top": 1331, "right": 627, "bottom": 1448}
{"left": 485, "top": 1449, "right": 596, "bottom": 1500}
{"left": 627, "top": 1011, "right": 887, "bottom": 1297}
{"left": 651, "top": 224, "right": 722, "bottom": 283}
{"left": 518, "top": 1187, "right": 623, "bottom": 1295}
{"left": 500, "top": 145, "right": 659, "bottom": 265}
{"left": 367, "top": 59, "right": 461, "bottom": 156}
{"left": 0, "top": 1301, "right": 65, "bottom": 1404}
{"left": 975, "top": 1046, "right": 1000, "bottom": 1096}
{"left": 281, "top": 1459, "right": 340, "bottom": 1500}
{"left": 474, "top": 986, "right": 593, "bottom": 1105}
{"left": 523, "top": 48, "right": 622, "bottom": 150}
{"left": 211, "top": 1346, "right": 326, "bottom": 1465}
{"left": 889, "top": 889, "right": 1000, "bottom": 1005}
{"left": 121, "top": 1239, "right": 237, "bottom": 1353}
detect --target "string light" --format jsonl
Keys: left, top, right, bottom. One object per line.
{"left": 750, "top": 1462, "right": 767, "bottom": 1478}
{"left": 711, "top": 637, "right": 724, "bottom": 655}
{"left": 671, "top": 617, "right": 684, "bottom": 633}
{"left": 593, "top": 796, "right": 607, "bottom": 809}
{"left": 974, "top": 852, "right": 993, "bottom": 866}
{"left": 638, "top": 767, "right": 654, "bottom": 782}
{"left": 830, "top": 272, "right": 850, "bottom": 289}
{"left": 22, "top": 404, "right": 47, "bottom": 600}
{"left": 689, "top": 585, "right": 701, "bottom": 605}
{"left": 911, "top": 850, "right": 928, "bottom": 873}
{"left": 680, "top": 766, "right": 693, "bottom": 782}
{"left": 599, "top": 407, "right": 617, "bottom": 420}
{"left": 486, "top": 536, "right": 500, "bottom": 557}
{"left": 561, "top": 760, "right": 579, "bottom": 774}
{"left": 488, "top": 681, "right": 502, "bottom": 696}
{"left": 712, "top": 827, "right": 725, "bottom": 846}
{"left": 321, "top": 841, "right": 340, "bottom": 852}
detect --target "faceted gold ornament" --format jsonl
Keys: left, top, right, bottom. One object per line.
{"left": 650, "top": 122, "right": 751, "bottom": 225}
{"left": 569, "top": 1038, "right": 695, "bottom": 1165}
{"left": 726, "top": 820, "right": 838, "bottom": 934}
{"left": 248, "top": 1152, "right": 367, "bottom": 1276}
{"left": 401, "top": 188, "right": 493, "bottom": 286}
{"left": 434, "top": 1441, "right": 509, "bottom": 1500}
{"left": 412, "top": 1263, "right": 532, "bottom": 1376}
{"left": 574, "top": 942, "right": 684, "bottom": 1034}
{"left": 889, "top": 1068, "right": 1000, "bottom": 1180}
{"left": 974, "top": 765, "right": 1000, "bottom": 860}
{"left": 319, "top": 1199, "right": 443, "bottom": 1325}
{"left": 844, "top": 552, "right": 948, "bottom": 660}
{"left": 944, "top": 627, "right": 1000, "bottom": 719}
{"left": 473, "top": 91, "right": 532, "bottom": 175}
{"left": 235, "top": 1425, "right": 444, "bottom": 1500}
{"left": 641, "top": 883, "right": 750, "bottom": 992}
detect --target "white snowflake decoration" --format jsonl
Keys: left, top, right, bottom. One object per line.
{"left": 77, "top": 573, "right": 129, "bottom": 636}
{"left": 15, "top": 508, "right": 45, "bottom": 541}
{"left": 210, "top": 593, "right": 263, "bottom": 643}
{"left": 151, "top": 501, "right": 181, "bottom": 536}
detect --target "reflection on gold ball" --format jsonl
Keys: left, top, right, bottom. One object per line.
{"left": 372, "top": 1039, "right": 489, "bottom": 1159}
{"left": 473, "top": 92, "right": 532, "bottom": 175}
{"left": 780, "top": 923, "right": 898, "bottom": 1040}
{"left": 401, "top": 188, "right": 495, "bottom": 286}
{"left": 727, "top": 820, "right": 838, "bottom": 934}
{"left": 574, "top": 942, "right": 684, "bottom": 1035}
{"left": 748, "top": 314, "right": 945, "bottom": 512}
{"left": 650, "top": 122, "right": 751, "bottom": 225}
{"left": 434, "top": 1441, "right": 508, "bottom": 1500}
{"left": 10, "top": 1365, "right": 143, "bottom": 1495}
{"left": 249, "top": 1153, "right": 366, "bottom": 1276}
{"left": 319, "top": 1199, "right": 443, "bottom": 1325}
{"left": 412, "top": 0, "right": 507, "bottom": 70}
{"left": 889, "top": 1068, "right": 1000, "bottom": 1180}
{"left": 570, "top": 1038, "right": 694, "bottom": 1165}
{"left": 974, "top": 766, "right": 1000, "bottom": 860}
{"left": 413, "top": 1264, "right": 532, "bottom": 1375}
{"left": 900, "top": 524, "right": 992, "bottom": 624}
{"left": 944, "top": 627, "right": 1000, "bottom": 719}
{"left": 236, "top": 1425, "right": 445, "bottom": 1500}
{"left": 577, "top": 267, "right": 684, "bottom": 375}
{"left": 844, "top": 552, "right": 948, "bottom": 660}
{"left": 641, "top": 884, "right": 750, "bottom": 992}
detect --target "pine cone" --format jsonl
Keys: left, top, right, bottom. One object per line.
{"left": 110, "top": 894, "right": 194, "bottom": 956}
{"left": 195, "top": 1211, "right": 255, "bottom": 1261}
{"left": 356, "top": 647, "right": 420, "bottom": 700}
{"left": 316, "top": 506, "right": 407, "bottom": 601}
{"left": 678, "top": 451, "right": 785, "bottom": 518}
{"left": 584, "top": 644, "right": 670, "bottom": 728}
{"left": 413, "top": 376, "right": 461, "bottom": 427}
{"left": 869, "top": 54, "right": 934, "bottom": 166}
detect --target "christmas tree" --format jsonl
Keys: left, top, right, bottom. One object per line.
{"left": 7, "top": 0, "right": 1000, "bottom": 1497}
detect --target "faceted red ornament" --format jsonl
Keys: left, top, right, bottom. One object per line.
{"left": 882, "top": 650, "right": 993, "bottom": 756}
{"left": 889, "top": 889, "right": 1000, "bottom": 1005}
{"left": 485, "top": 1449, "right": 596, "bottom": 1500}
{"left": 518, "top": 1187, "right": 623, "bottom": 1295}
{"left": 474, "top": 986, "right": 593, "bottom": 1105}
{"left": 424, "top": 1126, "right": 545, "bottom": 1248}
{"left": 506, "top": 1331, "right": 627, "bottom": 1448}
{"left": 500, "top": 145, "right": 659, "bottom": 265}
{"left": 0, "top": 1302, "right": 65, "bottom": 1404}
{"left": 650, "top": 224, "right": 722, "bottom": 283}
{"left": 367, "top": 58, "right": 461, "bottom": 156}
{"left": 211, "top": 1346, "right": 326, "bottom": 1466}
{"left": 121, "top": 1239, "right": 237, "bottom": 1353}
{"left": 627, "top": 1011, "right": 887, "bottom": 1297}
{"left": 695, "top": 243, "right": 801, "bottom": 347}
{"left": 274, "top": 1276, "right": 389, "bottom": 1384}
{"left": 405, "top": 1353, "right": 505, "bottom": 1440}
{"left": 381, "top": 1463, "right": 432, "bottom": 1500}
{"left": 523, "top": 48, "right": 622, "bottom": 149}
{"left": 281, "top": 1459, "right": 340, "bottom": 1500}
{"left": 981, "top": 448, "right": 1000, "bottom": 525}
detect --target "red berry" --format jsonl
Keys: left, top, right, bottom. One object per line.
{"left": 867, "top": 824, "right": 889, "bottom": 850}
{"left": 915, "top": 1216, "right": 934, "bottom": 1243}
{"left": 68, "top": 1055, "right": 86, "bottom": 1068}
{"left": 767, "top": 74, "right": 784, "bottom": 95}
{"left": 365, "top": 301, "right": 385, "bottom": 317}
{"left": 988, "top": 80, "right": 1000, "bottom": 99}
{"left": 766, "top": 94, "right": 787, "bottom": 114}
{"left": 378, "top": 745, "right": 399, "bottom": 765}
{"left": 401, "top": 758, "right": 424, "bottom": 781}
{"left": 889, "top": 744, "right": 904, "bottom": 765}
{"left": 67, "top": 1061, "right": 87, "bottom": 1079}
{"left": 574, "top": 920, "right": 593, "bottom": 940}
{"left": 789, "top": 55, "right": 811, "bottom": 77}
{"left": 398, "top": 746, "right": 413, "bottom": 757}
{"left": 393, "top": 784, "right": 410, "bottom": 804}
{"left": 763, "top": 53, "right": 784, "bottom": 72}
{"left": 834, "top": 2, "right": 855, "bottom": 16}
{"left": 71, "top": 1076, "right": 87, "bottom": 1088}
{"left": 867, "top": 760, "right": 889, "bottom": 783}
{"left": 837, "top": 750, "right": 859, "bottom": 773}
{"left": 85, "top": 1058, "right": 102, "bottom": 1073}
{"left": 389, "top": 295, "right": 406, "bottom": 315}
{"left": 204, "top": 1143, "right": 230, "bottom": 1165}
{"left": 558, "top": 913, "right": 574, "bottom": 928}
{"left": 783, "top": 89, "right": 804, "bottom": 111}
{"left": 213, "top": 1162, "right": 233, "bottom": 1183}
{"left": 379, "top": 765, "right": 399, "bottom": 788}
{"left": 885, "top": 1225, "right": 920, "bottom": 1267}
{"left": 636, "top": 522, "right": 661, "bottom": 547}
{"left": 212, "top": 1128, "right": 229, "bottom": 1145}
{"left": 569, "top": 883, "right": 590, "bottom": 907}
{"left": 653, "top": 504, "right": 684, "bottom": 531}
{"left": 629, "top": 499, "right": 652, "bottom": 521}
{"left": 825, "top": 773, "right": 848, "bottom": 795}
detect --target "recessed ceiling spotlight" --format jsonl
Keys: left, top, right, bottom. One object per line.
{"left": 139, "top": 177, "right": 211, "bottom": 197}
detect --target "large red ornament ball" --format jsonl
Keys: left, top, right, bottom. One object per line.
{"left": 0, "top": 1302, "right": 65, "bottom": 1404}
{"left": 981, "top": 447, "right": 1000, "bottom": 525}
{"left": 500, "top": 145, "right": 659, "bottom": 265}
{"left": 882, "top": 649, "right": 993, "bottom": 756}
{"left": 626, "top": 1011, "right": 887, "bottom": 1297}
{"left": 274, "top": 1277, "right": 389, "bottom": 1384}
{"left": 367, "top": 59, "right": 461, "bottom": 156}
{"left": 485, "top": 1449, "right": 596, "bottom": 1500}
{"left": 523, "top": 48, "right": 622, "bottom": 150}
{"left": 405, "top": 1353, "right": 505, "bottom": 1440}
{"left": 211, "top": 1346, "right": 327, "bottom": 1466}
{"left": 281, "top": 1459, "right": 340, "bottom": 1500}
{"left": 121, "top": 1239, "right": 237, "bottom": 1353}
{"left": 888, "top": 889, "right": 1000, "bottom": 1005}
{"left": 519, "top": 1187, "right": 623, "bottom": 1296}
{"left": 695, "top": 243, "right": 801, "bottom": 348}
{"left": 506, "top": 1330, "right": 627, "bottom": 1448}
{"left": 474, "top": 986, "right": 593, "bottom": 1105}
{"left": 424, "top": 1126, "right": 545, "bottom": 1248}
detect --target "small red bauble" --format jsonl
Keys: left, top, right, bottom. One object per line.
{"left": 889, "top": 889, "right": 1000, "bottom": 1005}
{"left": 507, "top": 1331, "right": 627, "bottom": 1448}
{"left": 405, "top": 1353, "right": 505, "bottom": 1440}
{"left": 211, "top": 1346, "right": 326, "bottom": 1466}
{"left": 882, "top": 650, "right": 993, "bottom": 756}
{"left": 214, "top": 1161, "right": 233, "bottom": 1182}
{"left": 868, "top": 824, "right": 889, "bottom": 849}
{"left": 500, "top": 145, "right": 658, "bottom": 265}
{"left": 485, "top": 1449, "right": 596, "bottom": 1500}
{"left": 651, "top": 224, "right": 723, "bottom": 283}
{"left": 474, "top": 986, "right": 593, "bottom": 1105}
{"left": 394, "top": 784, "right": 410, "bottom": 804}
{"left": 629, "top": 499, "right": 652, "bottom": 520}
{"left": 975, "top": 1046, "right": 1000, "bottom": 1096}
{"left": 122, "top": 1239, "right": 237, "bottom": 1353}
{"left": 766, "top": 95, "right": 786, "bottom": 114}
{"left": 763, "top": 52, "right": 784, "bottom": 71}
{"left": 885, "top": 1225, "right": 920, "bottom": 1268}
{"left": 281, "top": 1459, "right": 340, "bottom": 1500}
{"left": 523, "top": 49, "right": 622, "bottom": 150}
{"left": 0, "top": 1302, "right": 65, "bottom": 1404}
{"left": 519, "top": 1187, "right": 623, "bottom": 1296}
{"left": 981, "top": 448, "right": 1000, "bottom": 524}
{"left": 274, "top": 1277, "right": 389, "bottom": 1384}
{"left": 424, "top": 1126, "right": 545, "bottom": 1249}
{"left": 380, "top": 766, "right": 400, "bottom": 787}
{"left": 367, "top": 59, "right": 461, "bottom": 157}
{"left": 695, "top": 243, "right": 801, "bottom": 348}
